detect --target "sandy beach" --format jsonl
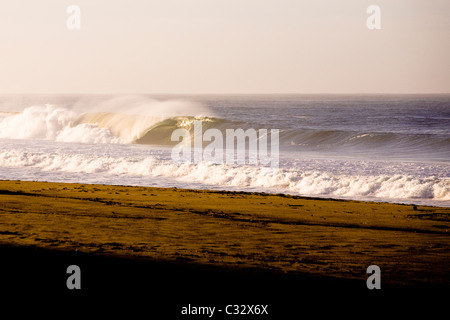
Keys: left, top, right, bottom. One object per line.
{"left": 1, "top": 179, "right": 449, "bottom": 315}
{"left": 1, "top": 180, "right": 448, "bottom": 281}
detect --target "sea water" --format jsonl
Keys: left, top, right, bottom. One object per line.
{"left": 0, "top": 94, "right": 448, "bottom": 207}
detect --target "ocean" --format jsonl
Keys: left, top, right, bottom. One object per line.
{"left": 0, "top": 94, "right": 449, "bottom": 207}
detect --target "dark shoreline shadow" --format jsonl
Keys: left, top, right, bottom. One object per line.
{"left": 1, "top": 244, "right": 446, "bottom": 317}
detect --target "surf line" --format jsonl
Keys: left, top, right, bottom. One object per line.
{"left": 171, "top": 120, "right": 279, "bottom": 168}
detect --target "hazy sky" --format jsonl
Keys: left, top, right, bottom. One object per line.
{"left": 1, "top": 0, "right": 449, "bottom": 94}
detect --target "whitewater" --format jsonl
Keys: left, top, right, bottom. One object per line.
{"left": 0, "top": 94, "right": 449, "bottom": 207}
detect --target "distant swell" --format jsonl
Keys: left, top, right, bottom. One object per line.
{"left": 283, "top": 128, "right": 450, "bottom": 158}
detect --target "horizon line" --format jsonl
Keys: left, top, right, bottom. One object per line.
{"left": 1, "top": 92, "right": 450, "bottom": 96}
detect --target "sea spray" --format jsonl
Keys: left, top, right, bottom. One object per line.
{"left": 0, "top": 97, "right": 213, "bottom": 144}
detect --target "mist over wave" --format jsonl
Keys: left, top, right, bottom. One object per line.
{"left": 0, "top": 105, "right": 119, "bottom": 143}
{"left": 0, "top": 96, "right": 213, "bottom": 144}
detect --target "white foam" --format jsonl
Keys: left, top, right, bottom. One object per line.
{"left": 0, "top": 146, "right": 448, "bottom": 204}
{"left": 0, "top": 105, "right": 119, "bottom": 144}
{"left": 56, "top": 123, "right": 120, "bottom": 144}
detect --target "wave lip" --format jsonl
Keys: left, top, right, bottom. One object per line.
{"left": 0, "top": 97, "right": 214, "bottom": 145}
{"left": 76, "top": 112, "right": 162, "bottom": 143}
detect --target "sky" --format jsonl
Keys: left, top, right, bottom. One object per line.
{"left": 0, "top": 0, "right": 449, "bottom": 94}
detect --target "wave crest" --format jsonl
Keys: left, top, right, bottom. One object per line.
{"left": 0, "top": 104, "right": 217, "bottom": 145}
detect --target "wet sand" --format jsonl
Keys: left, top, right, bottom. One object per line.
{"left": 0, "top": 180, "right": 449, "bottom": 315}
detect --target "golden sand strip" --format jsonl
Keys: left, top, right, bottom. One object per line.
{"left": 0, "top": 179, "right": 449, "bottom": 287}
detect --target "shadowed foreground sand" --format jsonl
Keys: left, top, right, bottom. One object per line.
{"left": 0, "top": 180, "right": 449, "bottom": 315}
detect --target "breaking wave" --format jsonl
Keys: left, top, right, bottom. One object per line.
{"left": 0, "top": 104, "right": 449, "bottom": 160}
{"left": 1, "top": 95, "right": 449, "bottom": 206}
{"left": 0, "top": 148, "right": 448, "bottom": 203}
{"left": 0, "top": 103, "right": 215, "bottom": 144}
